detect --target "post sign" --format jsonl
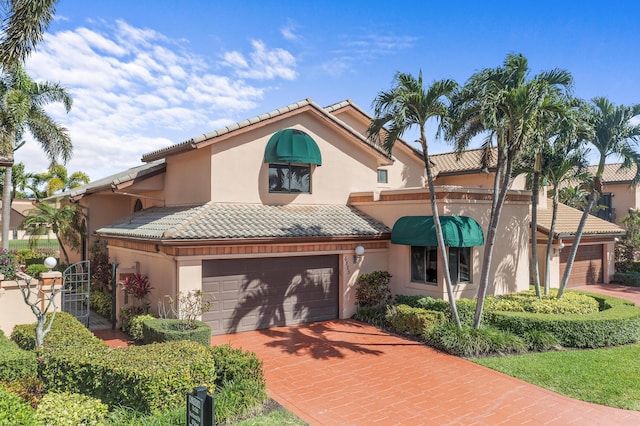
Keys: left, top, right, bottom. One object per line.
{"left": 187, "top": 386, "right": 214, "bottom": 426}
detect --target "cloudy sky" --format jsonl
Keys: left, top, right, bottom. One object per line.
{"left": 16, "top": 0, "right": 640, "bottom": 181}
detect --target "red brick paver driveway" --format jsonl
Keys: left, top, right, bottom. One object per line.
{"left": 210, "top": 319, "right": 640, "bottom": 425}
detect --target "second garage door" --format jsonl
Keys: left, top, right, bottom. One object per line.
{"left": 560, "top": 244, "right": 603, "bottom": 287}
{"left": 202, "top": 255, "right": 339, "bottom": 335}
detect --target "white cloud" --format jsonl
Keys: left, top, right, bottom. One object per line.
{"left": 222, "top": 40, "right": 297, "bottom": 80}
{"left": 18, "top": 20, "right": 296, "bottom": 181}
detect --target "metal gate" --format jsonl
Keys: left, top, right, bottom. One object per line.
{"left": 62, "top": 260, "right": 91, "bottom": 327}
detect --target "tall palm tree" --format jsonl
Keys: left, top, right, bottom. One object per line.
{"left": 368, "top": 71, "right": 462, "bottom": 327}
{"left": 23, "top": 201, "right": 80, "bottom": 265}
{"left": 0, "top": 65, "right": 72, "bottom": 248}
{"left": 557, "top": 97, "right": 640, "bottom": 297}
{"left": 0, "top": 0, "right": 59, "bottom": 69}
{"left": 446, "top": 54, "right": 572, "bottom": 326}
{"left": 40, "top": 163, "right": 90, "bottom": 197}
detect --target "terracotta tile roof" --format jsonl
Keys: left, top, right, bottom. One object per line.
{"left": 588, "top": 163, "right": 637, "bottom": 184}
{"left": 431, "top": 148, "right": 497, "bottom": 175}
{"left": 536, "top": 200, "right": 625, "bottom": 238}
{"left": 141, "top": 99, "right": 392, "bottom": 164}
{"left": 96, "top": 203, "right": 391, "bottom": 241}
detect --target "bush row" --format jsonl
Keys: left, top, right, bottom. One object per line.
{"left": 0, "top": 384, "right": 35, "bottom": 425}
{"left": 0, "top": 329, "right": 36, "bottom": 381}
{"left": 613, "top": 272, "right": 640, "bottom": 287}
{"left": 385, "top": 305, "right": 445, "bottom": 335}
{"left": 35, "top": 392, "right": 108, "bottom": 426}
{"left": 142, "top": 318, "right": 211, "bottom": 346}
{"left": 486, "top": 293, "right": 640, "bottom": 348}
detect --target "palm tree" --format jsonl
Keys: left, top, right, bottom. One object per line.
{"left": 23, "top": 201, "right": 81, "bottom": 265}
{"left": 0, "top": 0, "right": 59, "bottom": 69}
{"left": 39, "top": 163, "right": 90, "bottom": 197}
{"left": 557, "top": 97, "right": 640, "bottom": 297}
{"left": 446, "top": 54, "right": 572, "bottom": 326}
{"left": 368, "top": 71, "right": 462, "bottom": 327}
{"left": 0, "top": 65, "right": 72, "bottom": 249}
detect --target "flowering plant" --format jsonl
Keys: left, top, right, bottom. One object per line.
{"left": 121, "top": 273, "right": 153, "bottom": 308}
{"left": 0, "top": 249, "right": 19, "bottom": 280}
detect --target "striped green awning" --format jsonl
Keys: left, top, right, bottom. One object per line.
{"left": 264, "top": 129, "right": 322, "bottom": 165}
{"left": 391, "top": 216, "right": 484, "bottom": 247}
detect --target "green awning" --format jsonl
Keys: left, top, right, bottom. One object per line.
{"left": 264, "top": 129, "right": 322, "bottom": 165}
{"left": 391, "top": 216, "right": 484, "bottom": 247}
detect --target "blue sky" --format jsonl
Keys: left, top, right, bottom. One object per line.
{"left": 17, "top": 0, "right": 640, "bottom": 181}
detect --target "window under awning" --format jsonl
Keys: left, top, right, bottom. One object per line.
{"left": 391, "top": 216, "right": 484, "bottom": 247}
{"left": 263, "top": 129, "right": 322, "bottom": 165}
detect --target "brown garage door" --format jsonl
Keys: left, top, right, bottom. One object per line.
{"left": 202, "top": 255, "right": 338, "bottom": 335}
{"left": 560, "top": 244, "right": 603, "bottom": 287}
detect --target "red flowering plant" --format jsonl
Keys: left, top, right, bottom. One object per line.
{"left": 121, "top": 273, "right": 153, "bottom": 311}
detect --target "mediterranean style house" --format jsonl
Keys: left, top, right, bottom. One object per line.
{"left": 47, "top": 99, "right": 623, "bottom": 335}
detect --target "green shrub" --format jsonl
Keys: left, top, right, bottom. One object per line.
{"left": 486, "top": 290, "right": 599, "bottom": 315}
{"left": 119, "top": 306, "right": 147, "bottom": 333}
{"left": 393, "top": 295, "right": 478, "bottom": 325}
{"left": 211, "top": 344, "right": 268, "bottom": 424}
{"left": 352, "top": 305, "right": 388, "bottom": 327}
{"left": 35, "top": 392, "right": 108, "bottom": 426}
{"left": 2, "top": 376, "right": 47, "bottom": 409}
{"left": 385, "top": 305, "right": 446, "bottom": 336}
{"left": 523, "top": 330, "right": 560, "bottom": 351}
{"left": 613, "top": 272, "right": 640, "bottom": 287}
{"left": 25, "top": 264, "right": 50, "bottom": 278}
{"left": 355, "top": 271, "right": 392, "bottom": 308}
{"left": 487, "top": 292, "right": 640, "bottom": 348}
{"left": 129, "top": 314, "right": 154, "bottom": 341}
{"left": 142, "top": 318, "right": 211, "bottom": 346}
{"left": 0, "top": 384, "right": 35, "bottom": 425}
{"left": 89, "top": 290, "right": 113, "bottom": 318}
{"left": 0, "top": 248, "right": 19, "bottom": 280}
{"left": 105, "top": 406, "right": 186, "bottom": 425}
{"left": 11, "top": 312, "right": 105, "bottom": 351}
{"left": 0, "top": 329, "right": 37, "bottom": 381}
{"left": 424, "top": 323, "right": 527, "bottom": 357}
{"left": 39, "top": 340, "right": 216, "bottom": 414}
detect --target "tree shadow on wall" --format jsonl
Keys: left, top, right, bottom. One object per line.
{"left": 226, "top": 264, "right": 336, "bottom": 334}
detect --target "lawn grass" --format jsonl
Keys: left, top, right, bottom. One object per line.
{"left": 472, "top": 343, "right": 640, "bottom": 410}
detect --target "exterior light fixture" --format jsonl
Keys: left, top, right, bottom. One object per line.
{"left": 353, "top": 245, "right": 365, "bottom": 264}
{"left": 44, "top": 257, "right": 57, "bottom": 270}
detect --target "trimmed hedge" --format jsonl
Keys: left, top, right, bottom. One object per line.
{"left": 385, "top": 305, "right": 446, "bottom": 336}
{"left": 0, "top": 384, "right": 35, "bottom": 425}
{"left": 487, "top": 292, "right": 640, "bottom": 348}
{"left": 34, "top": 392, "right": 108, "bottom": 426}
{"left": 129, "top": 314, "right": 154, "bottom": 341}
{"left": 613, "top": 272, "right": 640, "bottom": 287}
{"left": 11, "top": 311, "right": 106, "bottom": 352}
{"left": 39, "top": 340, "right": 216, "bottom": 414}
{"left": 211, "top": 344, "right": 268, "bottom": 424}
{"left": 142, "top": 318, "right": 211, "bottom": 346}
{"left": 0, "top": 329, "right": 36, "bottom": 381}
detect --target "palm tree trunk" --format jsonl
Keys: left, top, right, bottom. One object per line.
{"left": 531, "top": 170, "right": 541, "bottom": 298}
{"left": 473, "top": 150, "right": 513, "bottom": 328}
{"left": 56, "top": 233, "right": 70, "bottom": 265}
{"left": 2, "top": 166, "right": 12, "bottom": 249}
{"left": 420, "top": 131, "right": 461, "bottom": 328}
{"left": 544, "top": 194, "right": 559, "bottom": 295}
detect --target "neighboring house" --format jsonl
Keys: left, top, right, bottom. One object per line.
{"left": 585, "top": 163, "right": 639, "bottom": 225}
{"left": 35, "top": 99, "right": 617, "bottom": 336}
{"left": 0, "top": 199, "right": 34, "bottom": 240}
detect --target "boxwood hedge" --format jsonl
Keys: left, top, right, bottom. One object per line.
{"left": 0, "top": 329, "right": 36, "bottom": 381}
{"left": 385, "top": 305, "right": 446, "bottom": 336}
{"left": 486, "top": 292, "right": 640, "bottom": 348}
{"left": 142, "top": 318, "right": 212, "bottom": 346}
{"left": 39, "top": 340, "right": 217, "bottom": 414}
{"left": 34, "top": 392, "right": 108, "bottom": 426}
{"left": 11, "top": 311, "right": 105, "bottom": 352}
{"left": 0, "top": 384, "right": 35, "bottom": 425}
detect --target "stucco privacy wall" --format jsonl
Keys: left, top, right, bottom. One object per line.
{"left": 353, "top": 187, "right": 531, "bottom": 300}
{"left": 0, "top": 276, "right": 62, "bottom": 335}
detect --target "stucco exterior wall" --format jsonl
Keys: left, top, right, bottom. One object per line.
{"left": 206, "top": 113, "right": 387, "bottom": 205}
{"left": 605, "top": 182, "right": 637, "bottom": 225}
{"left": 110, "top": 247, "right": 177, "bottom": 322}
{"left": 164, "top": 149, "right": 212, "bottom": 206}
{"left": 354, "top": 188, "right": 531, "bottom": 300}
{"left": 0, "top": 278, "right": 63, "bottom": 336}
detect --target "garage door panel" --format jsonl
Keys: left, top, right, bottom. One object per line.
{"left": 203, "top": 256, "right": 338, "bottom": 335}
{"left": 560, "top": 244, "right": 603, "bottom": 287}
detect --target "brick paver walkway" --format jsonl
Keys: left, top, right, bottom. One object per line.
{"left": 210, "top": 319, "right": 640, "bottom": 425}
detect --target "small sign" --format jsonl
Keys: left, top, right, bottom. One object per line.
{"left": 186, "top": 386, "right": 214, "bottom": 426}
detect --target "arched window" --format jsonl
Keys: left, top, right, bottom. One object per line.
{"left": 134, "top": 199, "right": 143, "bottom": 212}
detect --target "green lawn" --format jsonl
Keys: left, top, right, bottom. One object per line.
{"left": 473, "top": 344, "right": 640, "bottom": 410}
